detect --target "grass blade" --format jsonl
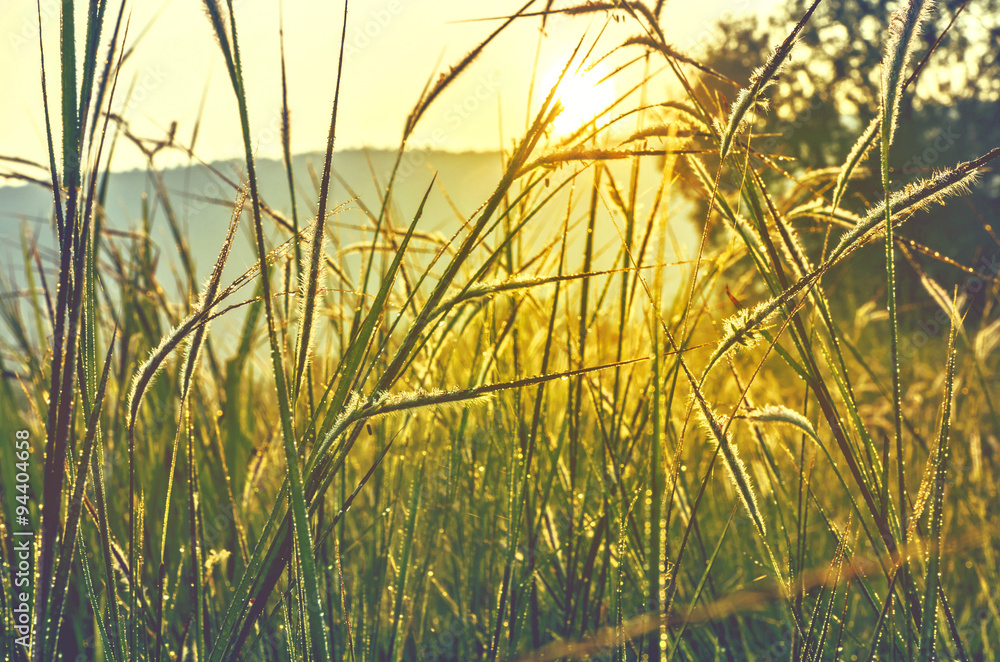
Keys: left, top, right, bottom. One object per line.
{"left": 918, "top": 311, "right": 958, "bottom": 659}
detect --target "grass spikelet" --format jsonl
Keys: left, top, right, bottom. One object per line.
{"left": 293, "top": 3, "right": 348, "bottom": 402}
{"left": 918, "top": 271, "right": 965, "bottom": 330}
{"left": 688, "top": 391, "right": 766, "bottom": 537}
{"left": 519, "top": 148, "right": 675, "bottom": 176}
{"left": 127, "top": 188, "right": 258, "bottom": 433}
{"left": 618, "top": 123, "right": 698, "bottom": 144}
{"left": 834, "top": 0, "right": 965, "bottom": 213}
{"left": 202, "top": 0, "right": 234, "bottom": 77}
{"left": 919, "top": 301, "right": 958, "bottom": 659}
{"left": 743, "top": 404, "right": 820, "bottom": 443}
{"left": 692, "top": 398, "right": 730, "bottom": 439}
{"left": 718, "top": 0, "right": 822, "bottom": 162}
{"left": 787, "top": 201, "right": 863, "bottom": 226}
{"left": 316, "top": 386, "right": 496, "bottom": 481}
{"left": 879, "top": 2, "right": 934, "bottom": 489}
{"left": 832, "top": 117, "right": 879, "bottom": 213}
{"left": 776, "top": 215, "right": 812, "bottom": 276}
{"left": 127, "top": 320, "right": 184, "bottom": 430}
{"left": 181, "top": 184, "right": 246, "bottom": 397}
{"left": 879, "top": 6, "right": 923, "bottom": 493}
{"left": 405, "top": 1, "right": 532, "bottom": 137}
{"left": 429, "top": 274, "right": 557, "bottom": 319}
{"left": 828, "top": 156, "right": 992, "bottom": 265}
{"left": 709, "top": 151, "right": 994, "bottom": 374}
{"left": 622, "top": 35, "right": 737, "bottom": 86}
{"left": 368, "top": 388, "right": 495, "bottom": 421}
{"left": 881, "top": 0, "right": 933, "bottom": 147}
{"left": 733, "top": 213, "right": 766, "bottom": 254}
{"left": 974, "top": 318, "right": 1000, "bottom": 362}
{"left": 718, "top": 300, "right": 778, "bottom": 357}
{"left": 330, "top": 390, "right": 363, "bottom": 440}
{"left": 293, "top": 221, "right": 323, "bottom": 395}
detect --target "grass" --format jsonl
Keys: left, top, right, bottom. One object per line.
{"left": 1, "top": 0, "right": 999, "bottom": 660}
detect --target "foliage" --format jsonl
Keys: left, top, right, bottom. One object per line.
{"left": 691, "top": 0, "right": 1000, "bottom": 318}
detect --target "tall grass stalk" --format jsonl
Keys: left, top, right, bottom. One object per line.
{"left": 877, "top": 1, "right": 932, "bottom": 632}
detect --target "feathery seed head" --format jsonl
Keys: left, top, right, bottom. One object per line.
{"left": 719, "top": 300, "right": 777, "bottom": 356}
{"left": 881, "top": 1, "right": 933, "bottom": 146}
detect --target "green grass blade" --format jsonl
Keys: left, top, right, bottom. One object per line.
{"left": 918, "top": 317, "right": 958, "bottom": 659}
{"left": 292, "top": 0, "right": 349, "bottom": 402}
{"left": 44, "top": 324, "right": 116, "bottom": 658}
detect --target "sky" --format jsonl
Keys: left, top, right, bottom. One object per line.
{"left": 1, "top": 0, "right": 780, "bottom": 172}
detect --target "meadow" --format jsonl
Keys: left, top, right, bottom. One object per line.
{"left": 1, "top": 0, "right": 999, "bottom": 660}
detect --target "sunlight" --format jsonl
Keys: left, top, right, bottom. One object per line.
{"left": 544, "top": 62, "right": 616, "bottom": 137}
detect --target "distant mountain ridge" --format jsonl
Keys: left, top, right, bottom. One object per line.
{"left": 0, "top": 148, "right": 505, "bottom": 285}
{"left": 0, "top": 147, "right": 696, "bottom": 327}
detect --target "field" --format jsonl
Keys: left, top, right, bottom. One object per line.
{"left": 1, "top": 1, "right": 1000, "bottom": 660}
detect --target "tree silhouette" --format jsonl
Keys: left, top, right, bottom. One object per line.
{"left": 691, "top": 0, "right": 1000, "bottom": 310}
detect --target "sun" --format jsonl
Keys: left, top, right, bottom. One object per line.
{"left": 544, "top": 63, "right": 616, "bottom": 137}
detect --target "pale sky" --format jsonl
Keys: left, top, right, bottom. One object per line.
{"left": 2, "top": 0, "right": 778, "bottom": 172}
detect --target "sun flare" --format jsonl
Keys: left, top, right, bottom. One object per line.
{"left": 544, "top": 63, "right": 616, "bottom": 137}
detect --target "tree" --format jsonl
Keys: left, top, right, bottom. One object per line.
{"left": 692, "top": 0, "right": 1000, "bottom": 308}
